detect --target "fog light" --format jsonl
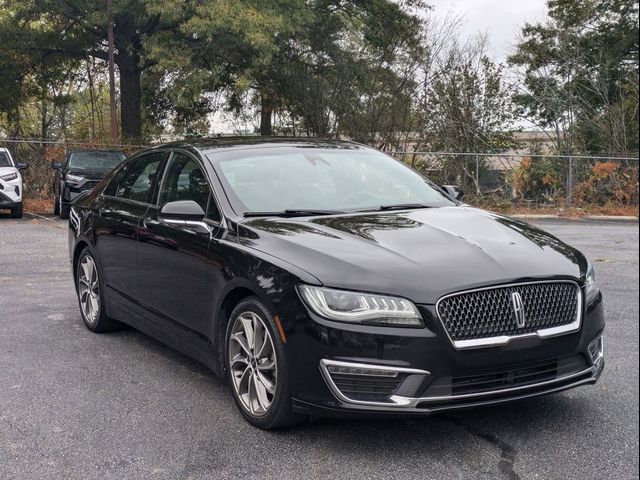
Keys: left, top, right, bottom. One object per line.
{"left": 588, "top": 335, "right": 604, "bottom": 365}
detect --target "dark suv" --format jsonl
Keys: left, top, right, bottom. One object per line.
{"left": 52, "top": 150, "right": 126, "bottom": 218}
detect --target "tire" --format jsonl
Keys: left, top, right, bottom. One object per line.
{"left": 53, "top": 196, "right": 60, "bottom": 215}
{"left": 225, "top": 297, "right": 307, "bottom": 429}
{"left": 11, "top": 203, "right": 22, "bottom": 218}
{"left": 60, "top": 202, "right": 70, "bottom": 219}
{"left": 75, "top": 248, "right": 121, "bottom": 332}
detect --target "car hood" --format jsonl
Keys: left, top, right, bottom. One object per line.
{"left": 238, "top": 206, "right": 587, "bottom": 304}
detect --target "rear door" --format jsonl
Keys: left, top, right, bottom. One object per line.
{"left": 93, "top": 150, "right": 167, "bottom": 298}
{"left": 138, "top": 149, "right": 223, "bottom": 334}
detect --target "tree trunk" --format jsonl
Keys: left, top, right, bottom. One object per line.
{"left": 115, "top": 13, "right": 143, "bottom": 142}
{"left": 117, "top": 53, "right": 142, "bottom": 142}
{"left": 260, "top": 90, "right": 273, "bottom": 136}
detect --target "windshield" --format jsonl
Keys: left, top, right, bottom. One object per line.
{"left": 67, "top": 151, "right": 126, "bottom": 171}
{"left": 210, "top": 147, "right": 454, "bottom": 214}
{"left": 0, "top": 152, "right": 13, "bottom": 168}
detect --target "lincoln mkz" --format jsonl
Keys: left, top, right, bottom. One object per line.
{"left": 68, "top": 138, "right": 605, "bottom": 429}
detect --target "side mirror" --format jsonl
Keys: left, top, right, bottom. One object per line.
{"left": 159, "top": 200, "right": 210, "bottom": 233}
{"left": 17, "top": 162, "right": 28, "bottom": 170}
{"left": 441, "top": 184, "right": 464, "bottom": 201}
{"left": 51, "top": 162, "right": 62, "bottom": 170}
{"left": 160, "top": 200, "right": 205, "bottom": 220}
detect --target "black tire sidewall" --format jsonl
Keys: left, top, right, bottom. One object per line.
{"left": 11, "top": 204, "right": 22, "bottom": 218}
{"left": 60, "top": 203, "right": 70, "bottom": 219}
{"left": 224, "top": 297, "right": 293, "bottom": 429}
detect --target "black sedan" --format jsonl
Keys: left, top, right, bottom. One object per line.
{"left": 67, "top": 138, "right": 605, "bottom": 429}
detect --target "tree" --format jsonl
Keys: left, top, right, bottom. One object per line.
{"left": 158, "top": 0, "right": 426, "bottom": 136}
{"left": 410, "top": 34, "right": 516, "bottom": 194}
{"left": 0, "top": 0, "right": 191, "bottom": 141}
{"left": 509, "top": 0, "right": 639, "bottom": 155}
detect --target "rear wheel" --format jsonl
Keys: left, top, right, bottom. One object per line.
{"left": 76, "top": 248, "right": 120, "bottom": 332}
{"left": 10, "top": 203, "right": 22, "bottom": 218}
{"left": 225, "top": 297, "right": 306, "bottom": 429}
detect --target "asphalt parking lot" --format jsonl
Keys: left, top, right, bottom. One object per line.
{"left": 0, "top": 213, "right": 638, "bottom": 480}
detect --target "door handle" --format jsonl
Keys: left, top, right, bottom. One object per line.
{"left": 142, "top": 218, "right": 160, "bottom": 229}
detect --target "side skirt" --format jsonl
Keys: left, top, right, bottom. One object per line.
{"left": 104, "top": 286, "right": 221, "bottom": 375}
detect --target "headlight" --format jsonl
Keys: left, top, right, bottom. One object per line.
{"left": 585, "top": 262, "right": 599, "bottom": 305}
{"left": 0, "top": 172, "right": 18, "bottom": 182}
{"left": 298, "top": 285, "right": 424, "bottom": 327}
{"left": 65, "top": 173, "right": 85, "bottom": 183}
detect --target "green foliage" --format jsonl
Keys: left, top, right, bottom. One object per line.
{"left": 509, "top": 0, "right": 639, "bottom": 155}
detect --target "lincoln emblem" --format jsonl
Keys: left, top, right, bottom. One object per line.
{"left": 511, "top": 291, "right": 526, "bottom": 328}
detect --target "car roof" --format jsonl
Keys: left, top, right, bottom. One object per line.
{"left": 144, "top": 136, "right": 364, "bottom": 156}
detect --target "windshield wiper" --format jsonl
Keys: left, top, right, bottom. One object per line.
{"left": 243, "top": 209, "right": 345, "bottom": 218}
{"left": 357, "top": 203, "right": 437, "bottom": 212}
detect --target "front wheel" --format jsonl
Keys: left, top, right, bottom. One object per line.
{"left": 225, "top": 297, "right": 306, "bottom": 429}
{"left": 76, "top": 248, "right": 121, "bottom": 332}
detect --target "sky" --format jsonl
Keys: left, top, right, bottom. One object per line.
{"left": 430, "top": 0, "right": 550, "bottom": 61}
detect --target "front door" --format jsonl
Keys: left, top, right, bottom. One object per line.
{"left": 138, "top": 150, "right": 223, "bottom": 335}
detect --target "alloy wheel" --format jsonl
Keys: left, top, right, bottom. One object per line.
{"left": 78, "top": 255, "right": 100, "bottom": 325}
{"left": 228, "top": 311, "right": 278, "bottom": 416}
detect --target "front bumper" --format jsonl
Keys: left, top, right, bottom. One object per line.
{"left": 283, "top": 293, "right": 605, "bottom": 418}
{"left": 0, "top": 182, "right": 22, "bottom": 205}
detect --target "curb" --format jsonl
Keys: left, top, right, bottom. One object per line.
{"left": 510, "top": 214, "right": 638, "bottom": 222}
{"left": 583, "top": 215, "right": 638, "bottom": 222}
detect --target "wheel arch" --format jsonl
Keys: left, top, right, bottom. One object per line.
{"left": 212, "top": 279, "right": 279, "bottom": 375}
{"left": 72, "top": 240, "right": 90, "bottom": 284}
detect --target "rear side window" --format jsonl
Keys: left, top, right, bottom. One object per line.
{"left": 115, "top": 152, "right": 165, "bottom": 203}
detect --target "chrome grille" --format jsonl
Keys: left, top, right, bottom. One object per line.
{"left": 437, "top": 281, "right": 581, "bottom": 343}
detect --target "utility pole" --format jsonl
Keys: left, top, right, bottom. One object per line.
{"left": 107, "top": 0, "right": 117, "bottom": 143}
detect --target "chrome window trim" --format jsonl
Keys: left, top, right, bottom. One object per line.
{"left": 319, "top": 359, "right": 430, "bottom": 407}
{"left": 435, "top": 280, "right": 583, "bottom": 350}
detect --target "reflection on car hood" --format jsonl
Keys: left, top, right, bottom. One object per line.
{"left": 66, "top": 169, "right": 110, "bottom": 180}
{"left": 239, "top": 206, "right": 587, "bottom": 303}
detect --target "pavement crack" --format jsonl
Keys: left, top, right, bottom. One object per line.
{"left": 443, "top": 415, "right": 520, "bottom": 480}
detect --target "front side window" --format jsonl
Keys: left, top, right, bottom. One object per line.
{"left": 115, "top": 152, "right": 164, "bottom": 203}
{"left": 210, "top": 147, "right": 454, "bottom": 214}
{"left": 160, "top": 152, "right": 220, "bottom": 221}
{"left": 0, "top": 152, "right": 13, "bottom": 167}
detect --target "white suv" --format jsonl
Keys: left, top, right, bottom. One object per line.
{"left": 0, "top": 147, "right": 28, "bottom": 218}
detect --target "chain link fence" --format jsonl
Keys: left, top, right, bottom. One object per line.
{"left": 392, "top": 152, "right": 639, "bottom": 209}
{"left": 0, "top": 139, "right": 143, "bottom": 200}
{"left": 1, "top": 138, "right": 638, "bottom": 211}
